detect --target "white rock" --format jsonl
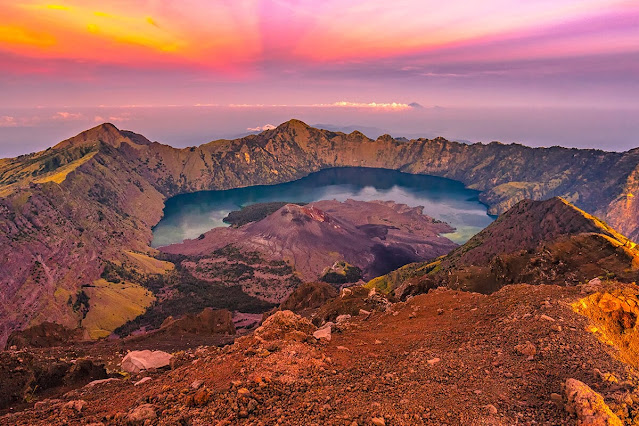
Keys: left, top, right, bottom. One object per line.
{"left": 121, "top": 350, "right": 173, "bottom": 374}
{"left": 313, "top": 323, "right": 333, "bottom": 341}
{"left": 134, "top": 377, "right": 152, "bottom": 386}
{"left": 85, "top": 378, "right": 120, "bottom": 387}
{"left": 427, "top": 357, "right": 441, "bottom": 365}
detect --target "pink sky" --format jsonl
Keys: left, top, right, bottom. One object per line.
{"left": 0, "top": 0, "right": 637, "bottom": 107}
{"left": 0, "top": 1, "right": 638, "bottom": 155}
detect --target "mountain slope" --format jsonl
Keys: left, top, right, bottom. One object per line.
{"left": 369, "top": 197, "right": 639, "bottom": 297}
{"left": 1, "top": 120, "right": 639, "bottom": 344}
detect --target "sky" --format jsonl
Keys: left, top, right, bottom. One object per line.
{"left": 1, "top": 0, "right": 638, "bottom": 156}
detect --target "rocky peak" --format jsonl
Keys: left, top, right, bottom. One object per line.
{"left": 52, "top": 123, "right": 147, "bottom": 151}
{"left": 275, "top": 119, "right": 311, "bottom": 133}
{"left": 280, "top": 204, "right": 330, "bottom": 224}
{"left": 376, "top": 134, "right": 394, "bottom": 143}
{"left": 348, "top": 130, "right": 367, "bottom": 139}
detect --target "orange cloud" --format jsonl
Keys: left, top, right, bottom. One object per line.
{"left": 0, "top": 0, "right": 636, "bottom": 76}
{"left": 0, "top": 1, "right": 261, "bottom": 72}
{"left": 0, "top": 25, "right": 56, "bottom": 48}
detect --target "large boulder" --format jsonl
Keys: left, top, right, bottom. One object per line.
{"left": 121, "top": 350, "right": 173, "bottom": 374}
{"left": 564, "top": 378, "right": 622, "bottom": 425}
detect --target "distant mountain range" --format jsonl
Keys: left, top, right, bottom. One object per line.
{"left": 1, "top": 119, "right": 639, "bottom": 345}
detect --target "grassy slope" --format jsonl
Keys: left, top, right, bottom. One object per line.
{"left": 81, "top": 279, "right": 155, "bottom": 339}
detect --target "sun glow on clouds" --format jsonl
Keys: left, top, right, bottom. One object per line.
{"left": 0, "top": 1, "right": 638, "bottom": 109}
{"left": 1, "top": 0, "right": 637, "bottom": 72}
{"left": 0, "top": 1, "right": 261, "bottom": 70}
{"left": 329, "top": 102, "right": 413, "bottom": 110}
{"left": 231, "top": 102, "right": 418, "bottom": 110}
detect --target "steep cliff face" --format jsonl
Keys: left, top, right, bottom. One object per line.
{"left": 599, "top": 151, "right": 639, "bottom": 241}
{"left": 1, "top": 120, "right": 638, "bottom": 343}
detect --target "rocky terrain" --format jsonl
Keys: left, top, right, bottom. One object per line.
{"left": 2, "top": 119, "right": 639, "bottom": 345}
{"left": 2, "top": 280, "right": 639, "bottom": 425}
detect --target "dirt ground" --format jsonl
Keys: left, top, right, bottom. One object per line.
{"left": 3, "top": 284, "right": 638, "bottom": 425}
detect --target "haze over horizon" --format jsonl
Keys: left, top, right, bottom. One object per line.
{"left": 1, "top": 0, "right": 638, "bottom": 156}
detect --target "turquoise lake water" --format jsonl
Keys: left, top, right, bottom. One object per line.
{"left": 151, "top": 167, "right": 494, "bottom": 248}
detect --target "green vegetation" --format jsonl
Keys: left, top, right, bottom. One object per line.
{"left": 100, "top": 260, "right": 140, "bottom": 283}
{"left": 320, "top": 261, "right": 363, "bottom": 284}
{"left": 366, "top": 260, "right": 441, "bottom": 293}
{"left": 115, "top": 262, "right": 275, "bottom": 336}
{"left": 71, "top": 290, "right": 90, "bottom": 319}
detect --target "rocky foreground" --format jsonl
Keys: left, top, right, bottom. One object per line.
{"left": 2, "top": 280, "right": 638, "bottom": 425}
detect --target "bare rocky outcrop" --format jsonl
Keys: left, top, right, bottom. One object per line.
{"left": 253, "top": 310, "right": 316, "bottom": 343}
{"left": 279, "top": 282, "right": 339, "bottom": 315}
{"left": 5, "top": 322, "right": 83, "bottom": 349}
{"left": 0, "top": 353, "right": 106, "bottom": 409}
{"left": 572, "top": 284, "right": 639, "bottom": 368}
{"left": 564, "top": 378, "right": 623, "bottom": 425}
{"left": 312, "top": 286, "right": 392, "bottom": 326}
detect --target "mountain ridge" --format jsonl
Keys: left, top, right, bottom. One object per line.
{"left": 1, "top": 120, "right": 639, "bottom": 344}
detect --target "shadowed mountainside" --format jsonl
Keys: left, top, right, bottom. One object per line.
{"left": 1, "top": 120, "right": 639, "bottom": 344}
